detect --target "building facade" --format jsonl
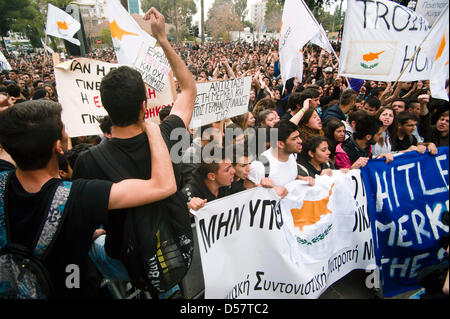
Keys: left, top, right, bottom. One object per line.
{"left": 249, "top": 0, "right": 267, "bottom": 31}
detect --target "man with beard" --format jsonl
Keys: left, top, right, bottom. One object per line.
{"left": 246, "top": 120, "right": 315, "bottom": 199}
{"left": 335, "top": 114, "right": 393, "bottom": 169}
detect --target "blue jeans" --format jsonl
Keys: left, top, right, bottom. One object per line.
{"left": 88, "top": 235, "right": 130, "bottom": 282}
{"left": 89, "top": 234, "right": 181, "bottom": 298}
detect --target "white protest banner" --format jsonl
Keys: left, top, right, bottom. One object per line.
{"left": 193, "top": 170, "right": 374, "bottom": 299}
{"left": 133, "top": 44, "right": 171, "bottom": 93}
{"left": 52, "top": 52, "right": 60, "bottom": 66}
{"left": 415, "top": 0, "right": 449, "bottom": 25}
{"left": 189, "top": 77, "right": 251, "bottom": 129}
{"left": 144, "top": 79, "right": 176, "bottom": 124}
{"left": 339, "top": 0, "right": 432, "bottom": 81}
{"left": 54, "top": 58, "right": 114, "bottom": 137}
{"left": 0, "top": 51, "right": 11, "bottom": 72}
{"left": 55, "top": 58, "right": 175, "bottom": 137}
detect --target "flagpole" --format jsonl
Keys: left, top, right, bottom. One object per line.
{"left": 391, "top": 4, "right": 449, "bottom": 88}
{"left": 42, "top": 34, "right": 48, "bottom": 80}
{"left": 301, "top": 0, "right": 351, "bottom": 88}
{"left": 44, "top": 34, "right": 49, "bottom": 57}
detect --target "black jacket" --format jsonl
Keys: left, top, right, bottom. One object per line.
{"left": 322, "top": 103, "right": 346, "bottom": 124}
{"left": 181, "top": 170, "right": 235, "bottom": 203}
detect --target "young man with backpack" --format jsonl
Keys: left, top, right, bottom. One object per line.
{"left": 0, "top": 100, "right": 176, "bottom": 299}
{"left": 72, "top": 8, "right": 196, "bottom": 297}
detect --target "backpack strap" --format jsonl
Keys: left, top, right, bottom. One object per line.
{"left": 33, "top": 181, "right": 72, "bottom": 259}
{"left": 259, "top": 154, "right": 271, "bottom": 178}
{"left": 89, "top": 144, "right": 127, "bottom": 182}
{"left": 0, "top": 170, "right": 72, "bottom": 258}
{"left": 0, "top": 170, "right": 13, "bottom": 250}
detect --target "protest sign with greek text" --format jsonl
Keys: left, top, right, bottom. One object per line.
{"left": 54, "top": 58, "right": 176, "bottom": 137}
{"left": 193, "top": 171, "right": 374, "bottom": 298}
{"left": 190, "top": 77, "right": 252, "bottom": 129}
{"left": 134, "top": 44, "right": 171, "bottom": 93}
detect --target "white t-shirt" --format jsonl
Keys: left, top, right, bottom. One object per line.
{"left": 248, "top": 148, "right": 298, "bottom": 186}
{"left": 342, "top": 120, "right": 353, "bottom": 140}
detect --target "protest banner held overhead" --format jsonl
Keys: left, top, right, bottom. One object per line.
{"left": 339, "top": 0, "right": 432, "bottom": 82}
{"left": 361, "top": 147, "right": 449, "bottom": 297}
{"left": 145, "top": 81, "right": 176, "bottom": 123}
{"left": 189, "top": 77, "right": 252, "bottom": 129}
{"left": 54, "top": 58, "right": 175, "bottom": 137}
{"left": 54, "top": 58, "right": 112, "bottom": 137}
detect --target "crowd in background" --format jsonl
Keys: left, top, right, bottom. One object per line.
{"left": 1, "top": 38, "right": 449, "bottom": 179}
{"left": 0, "top": 36, "right": 449, "bottom": 299}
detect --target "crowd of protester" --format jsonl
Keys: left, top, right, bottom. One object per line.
{"left": 0, "top": 10, "right": 449, "bottom": 299}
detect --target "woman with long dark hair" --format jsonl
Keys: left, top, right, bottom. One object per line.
{"left": 297, "top": 107, "right": 324, "bottom": 143}
{"left": 297, "top": 136, "right": 335, "bottom": 177}
{"left": 373, "top": 106, "right": 397, "bottom": 157}
{"left": 323, "top": 118, "right": 346, "bottom": 162}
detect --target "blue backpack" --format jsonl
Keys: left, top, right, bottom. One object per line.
{"left": 0, "top": 171, "right": 72, "bottom": 299}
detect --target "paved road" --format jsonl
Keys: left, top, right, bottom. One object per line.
{"left": 318, "top": 269, "right": 421, "bottom": 299}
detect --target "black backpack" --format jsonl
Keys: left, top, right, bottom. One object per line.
{"left": 0, "top": 171, "right": 72, "bottom": 299}
{"left": 89, "top": 145, "right": 194, "bottom": 295}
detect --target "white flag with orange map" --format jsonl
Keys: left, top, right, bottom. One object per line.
{"left": 279, "top": 0, "right": 319, "bottom": 88}
{"left": 422, "top": 5, "right": 449, "bottom": 101}
{"left": 339, "top": 0, "right": 432, "bottom": 81}
{"left": 281, "top": 172, "right": 356, "bottom": 265}
{"left": 45, "top": 3, "right": 81, "bottom": 46}
{"left": 106, "top": 0, "right": 156, "bottom": 66}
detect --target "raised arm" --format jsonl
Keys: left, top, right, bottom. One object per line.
{"left": 108, "top": 122, "right": 176, "bottom": 210}
{"left": 144, "top": 7, "right": 197, "bottom": 128}
{"left": 290, "top": 98, "right": 310, "bottom": 125}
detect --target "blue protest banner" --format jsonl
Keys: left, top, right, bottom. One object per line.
{"left": 361, "top": 147, "right": 449, "bottom": 297}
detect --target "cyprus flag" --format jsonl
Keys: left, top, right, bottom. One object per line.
{"left": 423, "top": 5, "right": 449, "bottom": 101}
{"left": 106, "top": 0, "right": 156, "bottom": 66}
{"left": 45, "top": 3, "right": 81, "bottom": 46}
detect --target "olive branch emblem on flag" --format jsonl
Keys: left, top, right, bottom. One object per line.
{"left": 360, "top": 51, "right": 384, "bottom": 69}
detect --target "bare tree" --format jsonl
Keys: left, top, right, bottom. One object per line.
{"left": 206, "top": 1, "right": 242, "bottom": 39}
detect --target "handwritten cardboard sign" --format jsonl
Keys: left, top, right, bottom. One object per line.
{"left": 190, "top": 77, "right": 252, "bottom": 129}
{"left": 133, "top": 43, "right": 171, "bottom": 93}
